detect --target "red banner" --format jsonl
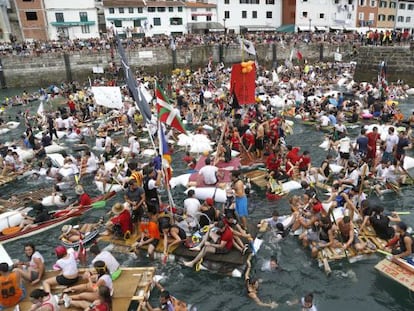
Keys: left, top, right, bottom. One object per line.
{"left": 230, "top": 62, "right": 256, "bottom": 105}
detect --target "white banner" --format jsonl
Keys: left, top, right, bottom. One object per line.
{"left": 334, "top": 52, "right": 342, "bottom": 62}
{"left": 92, "top": 66, "right": 104, "bottom": 74}
{"left": 139, "top": 51, "right": 153, "bottom": 59}
{"left": 91, "top": 86, "right": 123, "bottom": 109}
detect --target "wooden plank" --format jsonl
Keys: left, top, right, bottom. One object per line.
{"left": 375, "top": 259, "right": 414, "bottom": 291}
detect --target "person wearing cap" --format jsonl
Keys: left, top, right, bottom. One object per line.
{"left": 0, "top": 262, "right": 25, "bottom": 310}
{"left": 125, "top": 179, "right": 146, "bottom": 234}
{"left": 391, "top": 222, "right": 414, "bottom": 261}
{"left": 59, "top": 223, "right": 98, "bottom": 243}
{"left": 90, "top": 244, "right": 120, "bottom": 278}
{"left": 42, "top": 246, "right": 79, "bottom": 294}
{"left": 199, "top": 197, "right": 219, "bottom": 228}
{"left": 102, "top": 203, "right": 132, "bottom": 238}
{"left": 13, "top": 243, "right": 45, "bottom": 285}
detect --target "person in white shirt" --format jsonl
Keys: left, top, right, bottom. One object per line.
{"left": 198, "top": 157, "right": 219, "bottom": 185}
{"left": 183, "top": 189, "right": 201, "bottom": 224}
{"left": 383, "top": 126, "right": 399, "bottom": 163}
{"left": 129, "top": 136, "right": 140, "bottom": 155}
{"left": 336, "top": 136, "right": 351, "bottom": 168}
{"left": 89, "top": 244, "right": 120, "bottom": 277}
{"left": 84, "top": 151, "right": 98, "bottom": 174}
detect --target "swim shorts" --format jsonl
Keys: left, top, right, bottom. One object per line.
{"left": 235, "top": 196, "right": 248, "bottom": 217}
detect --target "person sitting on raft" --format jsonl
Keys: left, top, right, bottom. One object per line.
{"left": 59, "top": 223, "right": 101, "bottom": 243}
{"left": 144, "top": 280, "right": 188, "bottom": 311}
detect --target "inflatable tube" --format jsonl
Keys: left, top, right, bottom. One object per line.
{"left": 0, "top": 211, "right": 23, "bottom": 232}
{"left": 95, "top": 181, "right": 124, "bottom": 193}
{"left": 48, "top": 153, "right": 65, "bottom": 167}
{"left": 211, "top": 150, "right": 240, "bottom": 158}
{"left": 403, "top": 156, "right": 414, "bottom": 170}
{"left": 142, "top": 149, "right": 156, "bottom": 157}
{"left": 0, "top": 128, "right": 10, "bottom": 135}
{"left": 184, "top": 187, "right": 227, "bottom": 203}
{"left": 319, "top": 138, "right": 331, "bottom": 151}
{"left": 10, "top": 147, "right": 35, "bottom": 162}
{"left": 41, "top": 196, "right": 67, "bottom": 207}
{"left": 169, "top": 173, "right": 191, "bottom": 189}
{"left": 58, "top": 165, "right": 77, "bottom": 177}
{"left": 329, "top": 164, "right": 344, "bottom": 173}
{"left": 406, "top": 88, "right": 414, "bottom": 96}
{"left": 361, "top": 113, "right": 373, "bottom": 119}
{"left": 45, "top": 143, "right": 67, "bottom": 154}
{"left": 281, "top": 180, "right": 302, "bottom": 193}
{"left": 6, "top": 121, "right": 20, "bottom": 129}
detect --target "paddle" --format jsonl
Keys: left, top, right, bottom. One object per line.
{"left": 399, "top": 163, "right": 414, "bottom": 183}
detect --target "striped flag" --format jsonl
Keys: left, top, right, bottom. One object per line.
{"left": 155, "top": 83, "right": 186, "bottom": 134}
{"left": 239, "top": 37, "right": 256, "bottom": 56}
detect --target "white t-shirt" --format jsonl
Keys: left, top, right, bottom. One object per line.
{"left": 320, "top": 115, "right": 330, "bottom": 127}
{"left": 339, "top": 137, "right": 351, "bottom": 153}
{"left": 346, "top": 169, "right": 360, "bottom": 187}
{"left": 29, "top": 251, "right": 44, "bottom": 270}
{"left": 86, "top": 156, "right": 98, "bottom": 173}
{"left": 385, "top": 134, "right": 399, "bottom": 153}
{"left": 92, "top": 250, "right": 120, "bottom": 275}
{"left": 198, "top": 165, "right": 218, "bottom": 185}
{"left": 301, "top": 297, "right": 317, "bottom": 311}
{"left": 184, "top": 197, "right": 201, "bottom": 220}
{"left": 56, "top": 252, "right": 78, "bottom": 277}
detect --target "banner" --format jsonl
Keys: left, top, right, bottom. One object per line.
{"left": 334, "top": 52, "right": 342, "bottom": 62}
{"left": 91, "top": 86, "right": 123, "bottom": 109}
{"left": 230, "top": 62, "right": 256, "bottom": 105}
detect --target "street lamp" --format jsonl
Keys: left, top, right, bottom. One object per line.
{"left": 223, "top": 18, "right": 226, "bottom": 34}
{"left": 309, "top": 18, "right": 312, "bottom": 32}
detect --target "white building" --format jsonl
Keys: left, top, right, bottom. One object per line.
{"left": 0, "top": 0, "right": 11, "bottom": 42}
{"left": 295, "top": 0, "right": 357, "bottom": 31}
{"left": 217, "top": 0, "right": 282, "bottom": 33}
{"left": 44, "top": 0, "right": 99, "bottom": 40}
{"left": 395, "top": 0, "right": 414, "bottom": 33}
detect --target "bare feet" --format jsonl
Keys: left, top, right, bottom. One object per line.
{"left": 189, "top": 246, "right": 201, "bottom": 252}
{"left": 183, "top": 261, "right": 194, "bottom": 268}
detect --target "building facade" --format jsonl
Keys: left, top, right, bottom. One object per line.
{"left": 13, "top": 0, "right": 48, "bottom": 40}
{"left": 395, "top": 0, "right": 414, "bottom": 33}
{"left": 0, "top": 0, "right": 12, "bottom": 41}
{"left": 44, "top": 0, "right": 99, "bottom": 40}
{"left": 356, "top": 0, "right": 378, "bottom": 28}
{"left": 376, "top": 0, "right": 397, "bottom": 28}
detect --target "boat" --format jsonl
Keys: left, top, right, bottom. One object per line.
{"left": 0, "top": 191, "right": 115, "bottom": 244}
{"left": 375, "top": 258, "right": 414, "bottom": 292}
{"left": 12, "top": 266, "right": 156, "bottom": 311}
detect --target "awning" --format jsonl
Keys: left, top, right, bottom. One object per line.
{"left": 106, "top": 17, "right": 147, "bottom": 21}
{"left": 297, "top": 25, "right": 312, "bottom": 32}
{"left": 187, "top": 22, "right": 224, "bottom": 30}
{"left": 315, "top": 26, "right": 328, "bottom": 32}
{"left": 344, "top": 27, "right": 358, "bottom": 32}
{"left": 330, "top": 26, "right": 345, "bottom": 31}
{"left": 275, "top": 24, "right": 295, "bottom": 33}
{"left": 245, "top": 25, "right": 276, "bottom": 32}
{"left": 50, "top": 21, "right": 95, "bottom": 27}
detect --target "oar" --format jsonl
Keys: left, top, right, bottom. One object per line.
{"left": 400, "top": 163, "right": 414, "bottom": 183}
{"left": 377, "top": 249, "right": 392, "bottom": 256}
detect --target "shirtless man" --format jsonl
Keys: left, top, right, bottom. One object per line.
{"left": 255, "top": 121, "right": 265, "bottom": 159}
{"left": 232, "top": 170, "right": 248, "bottom": 230}
{"left": 337, "top": 216, "right": 365, "bottom": 251}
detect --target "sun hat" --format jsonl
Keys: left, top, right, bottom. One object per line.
{"left": 112, "top": 203, "right": 125, "bottom": 215}
{"left": 61, "top": 225, "right": 72, "bottom": 235}
{"left": 75, "top": 185, "right": 84, "bottom": 195}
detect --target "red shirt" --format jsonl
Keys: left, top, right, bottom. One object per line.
{"left": 67, "top": 100, "right": 76, "bottom": 111}
{"left": 182, "top": 155, "right": 193, "bottom": 163}
{"left": 242, "top": 132, "right": 255, "bottom": 147}
{"left": 220, "top": 226, "right": 234, "bottom": 250}
{"left": 367, "top": 132, "right": 379, "bottom": 149}
{"left": 111, "top": 210, "right": 132, "bottom": 234}
{"left": 79, "top": 193, "right": 92, "bottom": 207}
{"left": 298, "top": 155, "right": 311, "bottom": 170}
{"left": 266, "top": 153, "right": 281, "bottom": 171}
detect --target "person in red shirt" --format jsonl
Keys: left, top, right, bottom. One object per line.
{"left": 134, "top": 213, "right": 160, "bottom": 259}
{"left": 102, "top": 203, "right": 132, "bottom": 238}
{"left": 285, "top": 145, "right": 301, "bottom": 177}
{"left": 67, "top": 98, "right": 76, "bottom": 115}
{"left": 242, "top": 129, "right": 256, "bottom": 153}
{"left": 183, "top": 221, "right": 235, "bottom": 268}
{"left": 298, "top": 151, "right": 312, "bottom": 180}
{"left": 230, "top": 128, "right": 242, "bottom": 151}
{"left": 366, "top": 126, "right": 380, "bottom": 168}
{"left": 75, "top": 185, "right": 92, "bottom": 207}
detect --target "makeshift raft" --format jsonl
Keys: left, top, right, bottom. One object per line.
{"left": 5, "top": 267, "right": 156, "bottom": 311}
{"left": 243, "top": 169, "right": 268, "bottom": 188}
{"left": 0, "top": 169, "right": 31, "bottom": 187}
{"left": 375, "top": 259, "right": 414, "bottom": 292}
{"left": 0, "top": 188, "right": 55, "bottom": 210}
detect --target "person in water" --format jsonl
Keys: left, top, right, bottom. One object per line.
{"left": 145, "top": 280, "right": 189, "bottom": 311}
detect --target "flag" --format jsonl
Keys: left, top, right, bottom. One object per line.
{"left": 296, "top": 50, "right": 303, "bottom": 61}
{"left": 115, "top": 32, "right": 152, "bottom": 124}
{"left": 155, "top": 83, "right": 186, "bottom": 133}
{"left": 158, "top": 124, "right": 169, "bottom": 156}
{"left": 289, "top": 48, "right": 295, "bottom": 62}
{"left": 230, "top": 63, "right": 256, "bottom": 105}
{"left": 169, "top": 35, "right": 176, "bottom": 51}
{"left": 240, "top": 37, "right": 256, "bottom": 56}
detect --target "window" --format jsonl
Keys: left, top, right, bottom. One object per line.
{"left": 168, "top": 7, "right": 173, "bottom": 12}
{"left": 191, "top": 8, "right": 197, "bottom": 12}
{"left": 191, "top": 15, "right": 197, "bottom": 21}
{"left": 334, "top": 0, "right": 340, "bottom": 3}
{"left": 302, "top": 11, "right": 308, "bottom": 18}
{"left": 242, "top": 11, "right": 247, "bottom": 18}
{"left": 114, "top": 20, "right": 122, "bottom": 27}
{"left": 378, "top": 14, "right": 385, "bottom": 21}
{"left": 224, "top": 11, "right": 230, "bottom": 18}
{"left": 252, "top": 11, "right": 257, "bottom": 18}
{"left": 389, "top": 2, "right": 396, "bottom": 8}
{"left": 55, "top": 12, "right": 64, "bottom": 22}
{"left": 128, "top": 7, "right": 134, "bottom": 13}
{"left": 133, "top": 19, "right": 141, "bottom": 27}
{"left": 25, "top": 12, "right": 38, "bottom": 21}
{"left": 358, "top": 12, "right": 364, "bottom": 20}
{"left": 320, "top": 13, "right": 324, "bottom": 18}
{"left": 379, "top": 1, "right": 386, "bottom": 8}
{"left": 109, "top": 8, "right": 114, "bottom": 14}
{"left": 153, "top": 17, "right": 161, "bottom": 26}
{"left": 81, "top": 25, "right": 90, "bottom": 33}
{"left": 170, "top": 17, "right": 183, "bottom": 25}
{"left": 206, "top": 15, "right": 211, "bottom": 21}
{"left": 359, "top": 0, "right": 365, "bottom": 6}
{"left": 178, "top": 7, "right": 183, "bottom": 12}
{"left": 408, "top": 4, "right": 414, "bottom": 9}
{"left": 157, "top": 7, "right": 165, "bottom": 12}
{"left": 266, "top": 11, "right": 272, "bottom": 18}
{"left": 138, "top": 7, "right": 143, "bottom": 13}
{"left": 387, "top": 15, "right": 394, "bottom": 21}
{"left": 348, "top": 0, "right": 353, "bottom": 4}
{"left": 266, "top": 0, "right": 275, "bottom": 3}
{"left": 370, "top": 0, "right": 376, "bottom": 6}
{"left": 119, "top": 8, "right": 124, "bottom": 13}
{"left": 397, "top": 16, "right": 403, "bottom": 22}
{"left": 79, "top": 12, "right": 88, "bottom": 22}
{"left": 399, "top": 3, "right": 405, "bottom": 9}
{"left": 224, "top": 0, "right": 229, "bottom": 3}
{"left": 406, "top": 16, "right": 411, "bottom": 22}
{"left": 148, "top": 7, "right": 155, "bottom": 12}
{"left": 369, "top": 12, "right": 374, "bottom": 20}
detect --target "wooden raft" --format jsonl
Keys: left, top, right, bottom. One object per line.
{"left": 5, "top": 267, "right": 156, "bottom": 311}
{"left": 375, "top": 259, "right": 414, "bottom": 292}
{"left": 243, "top": 169, "right": 268, "bottom": 189}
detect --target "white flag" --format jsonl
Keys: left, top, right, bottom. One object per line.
{"left": 240, "top": 37, "right": 256, "bottom": 56}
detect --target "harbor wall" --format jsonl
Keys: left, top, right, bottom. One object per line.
{"left": 1, "top": 42, "right": 413, "bottom": 88}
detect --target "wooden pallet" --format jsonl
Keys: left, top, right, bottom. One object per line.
{"left": 244, "top": 169, "right": 268, "bottom": 188}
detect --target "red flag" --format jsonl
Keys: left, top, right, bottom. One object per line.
{"left": 296, "top": 50, "right": 303, "bottom": 61}
{"left": 230, "top": 63, "right": 256, "bottom": 105}
{"left": 155, "top": 83, "right": 186, "bottom": 134}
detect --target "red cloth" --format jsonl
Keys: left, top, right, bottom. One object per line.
{"left": 286, "top": 147, "right": 300, "bottom": 174}
{"left": 242, "top": 132, "right": 255, "bottom": 147}
{"left": 79, "top": 193, "right": 92, "bottom": 207}
{"left": 67, "top": 100, "right": 76, "bottom": 111}
{"left": 111, "top": 210, "right": 132, "bottom": 234}
{"left": 298, "top": 155, "right": 311, "bottom": 170}
{"left": 367, "top": 132, "right": 380, "bottom": 159}
{"left": 220, "top": 226, "right": 234, "bottom": 250}
{"left": 266, "top": 153, "right": 281, "bottom": 171}
{"left": 182, "top": 155, "right": 193, "bottom": 163}
{"left": 230, "top": 63, "right": 256, "bottom": 105}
